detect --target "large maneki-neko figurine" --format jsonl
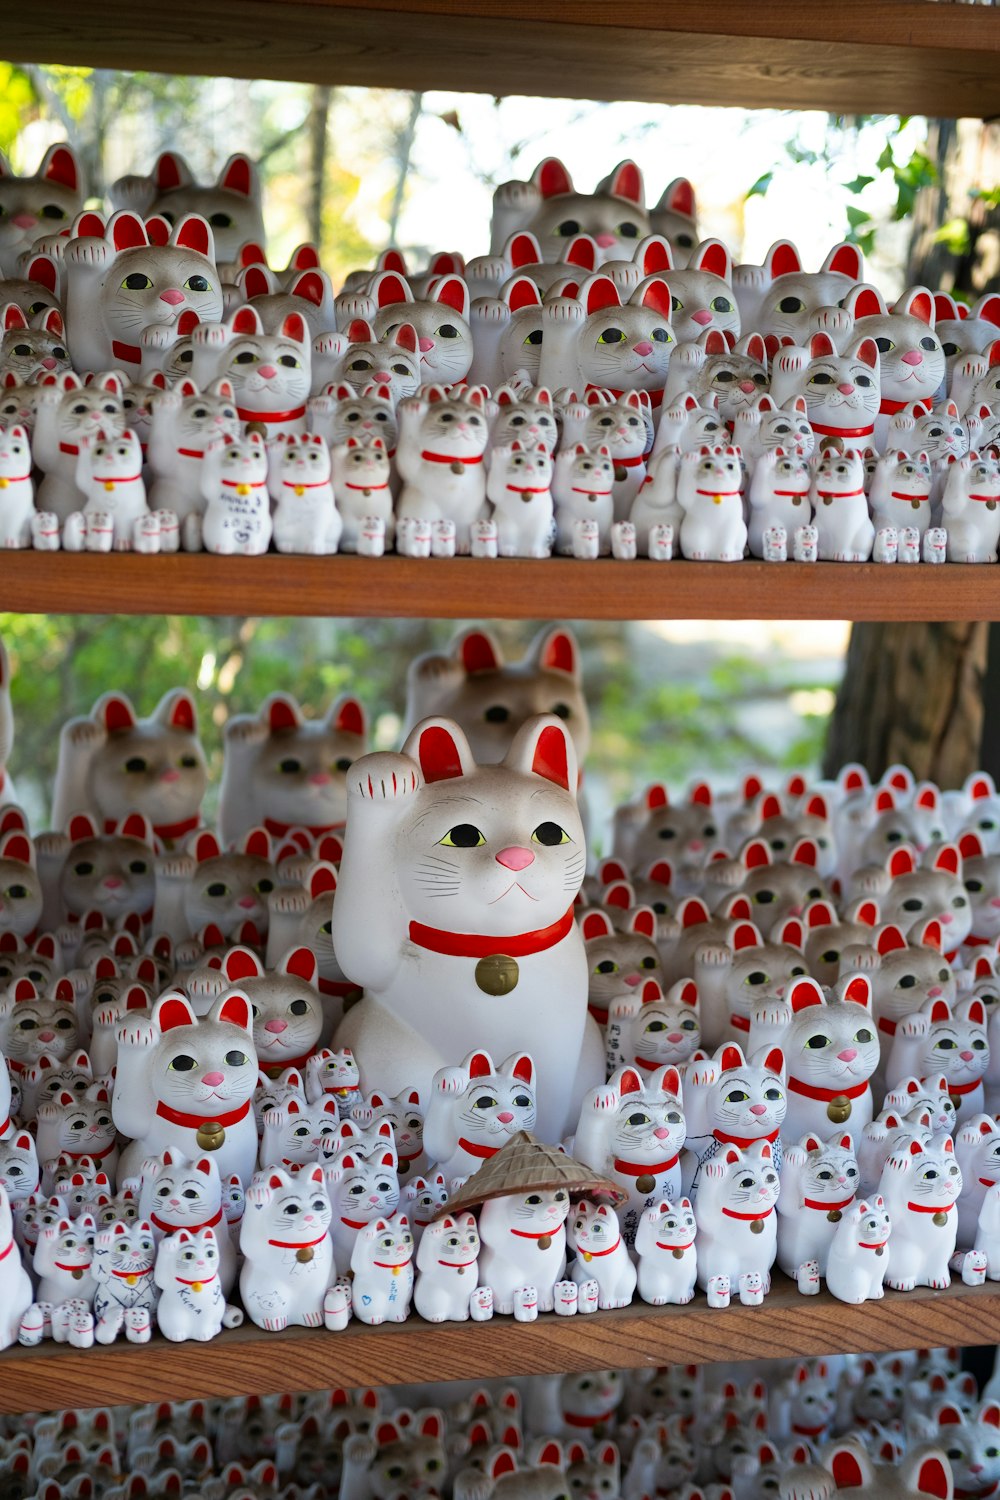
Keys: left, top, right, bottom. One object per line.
{"left": 331, "top": 715, "right": 603, "bottom": 1141}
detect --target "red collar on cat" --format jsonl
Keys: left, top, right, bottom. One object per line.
{"left": 92, "top": 472, "right": 142, "bottom": 486}
{"left": 926, "top": 1075, "right": 980, "bottom": 1096}
{"left": 632, "top": 1054, "right": 671, "bottom": 1070}
{"left": 260, "top": 1051, "right": 317, "bottom": 1075}
{"left": 318, "top": 978, "right": 363, "bottom": 1000}
{"left": 340, "top": 1215, "right": 370, "bottom": 1230}
{"left": 236, "top": 405, "right": 306, "bottom": 423}
{"left": 54, "top": 1259, "right": 92, "bottom": 1272}
{"left": 509, "top": 1226, "right": 562, "bottom": 1240}
{"left": 154, "top": 1098, "right": 252, "bottom": 1130}
{"left": 857, "top": 1238, "right": 888, "bottom": 1250}
{"left": 419, "top": 449, "right": 483, "bottom": 465}
{"left": 713, "top": 1127, "right": 780, "bottom": 1147}
{"left": 786, "top": 1077, "right": 868, "bottom": 1102}
{"left": 968, "top": 495, "right": 1000, "bottom": 505}
{"left": 59, "top": 442, "right": 80, "bottom": 456}
{"left": 563, "top": 1410, "right": 618, "bottom": 1428}
{"left": 372, "top": 1255, "right": 412, "bottom": 1268}
{"left": 111, "top": 1265, "right": 153, "bottom": 1279}
{"left": 61, "top": 1141, "right": 116, "bottom": 1162}
{"left": 504, "top": 484, "right": 550, "bottom": 496}
{"left": 980, "top": 1177, "right": 1000, "bottom": 1188}
{"left": 810, "top": 421, "right": 875, "bottom": 439}
{"left": 588, "top": 1003, "right": 609, "bottom": 1026}
{"left": 815, "top": 487, "right": 866, "bottom": 501}
{"left": 729, "top": 1013, "right": 750, "bottom": 1033}
{"left": 655, "top": 1239, "right": 693, "bottom": 1251}
{"left": 268, "top": 1231, "right": 327, "bottom": 1249}
{"left": 878, "top": 1017, "right": 898, "bottom": 1037}
{"left": 408, "top": 906, "right": 575, "bottom": 960}
{"left": 803, "top": 1193, "right": 855, "bottom": 1212}
{"left": 577, "top": 1235, "right": 621, "bottom": 1258}
{"left": 879, "top": 397, "right": 911, "bottom": 415}
{"left": 614, "top": 1153, "right": 679, "bottom": 1176}
{"left": 721, "top": 1205, "right": 773, "bottom": 1222}
{"left": 459, "top": 1137, "right": 502, "bottom": 1160}
{"left": 956, "top": 1486, "right": 998, "bottom": 1499}
{"left": 149, "top": 1206, "right": 224, "bottom": 1236}
{"left": 906, "top": 1198, "right": 955, "bottom": 1214}
{"left": 175, "top": 1272, "right": 217, "bottom": 1285}
{"left": 437, "top": 1255, "right": 476, "bottom": 1267}
{"left": 0, "top": 1239, "right": 13, "bottom": 1263}
{"left": 103, "top": 813, "right": 200, "bottom": 842}
{"left": 111, "top": 340, "right": 142, "bottom": 365}
{"left": 791, "top": 1423, "right": 829, "bottom": 1437}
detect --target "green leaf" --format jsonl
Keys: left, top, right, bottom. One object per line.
{"left": 846, "top": 205, "right": 872, "bottom": 229}
{"left": 745, "top": 171, "right": 774, "bottom": 201}
{"left": 843, "top": 175, "right": 875, "bottom": 195}
{"left": 876, "top": 143, "right": 896, "bottom": 173}
{"left": 933, "top": 218, "right": 971, "bottom": 255}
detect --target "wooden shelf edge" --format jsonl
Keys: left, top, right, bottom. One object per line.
{"left": 1, "top": 1277, "right": 999, "bottom": 1411}
{"left": 1, "top": 554, "right": 998, "bottom": 622}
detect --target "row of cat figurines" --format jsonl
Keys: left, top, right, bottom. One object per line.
{"left": 0, "top": 1352, "right": 993, "bottom": 1500}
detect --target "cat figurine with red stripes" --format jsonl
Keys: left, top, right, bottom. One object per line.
{"left": 189, "top": 307, "right": 311, "bottom": 439}
{"left": 572, "top": 1063, "right": 684, "bottom": 1245}
{"left": 423, "top": 1050, "right": 536, "bottom": 1181}
{"left": 332, "top": 715, "right": 602, "bottom": 1141}
{"left": 239, "top": 1163, "right": 335, "bottom": 1330}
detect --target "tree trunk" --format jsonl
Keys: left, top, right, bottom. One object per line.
{"left": 822, "top": 621, "right": 988, "bottom": 786}
{"left": 306, "top": 85, "right": 332, "bottom": 247}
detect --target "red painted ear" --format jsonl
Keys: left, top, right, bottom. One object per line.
{"left": 806, "top": 900, "right": 835, "bottom": 928}
{"left": 459, "top": 629, "right": 501, "bottom": 675}
{"left": 790, "top": 978, "right": 823, "bottom": 1012}
{"left": 640, "top": 980, "right": 664, "bottom": 1008}
{"left": 468, "top": 1051, "right": 493, "bottom": 1079}
{"left": 530, "top": 723, "right": 571, "bottom": 791}
{"left": 217, "top": 154, "right": 253, "bottom": 197}
{"left": 630, "top": 907, "right": 656, "bottom": 939}
{"left": 540, "top": 627, "right": 579, "bottom": 677}
{"left": 282, "top": 948, "right": 317, "bottom": 984}
{"left": 489, "top": 1451, "right": 517, "bottom": 1480}
{"left": 619, "top": 1068, "right": 643, "bottom": 1096}
{"left": 855, "top": 337, "right": 880, "bottom": 371}
{"left": 914, "top": 1457, "right": 950, "bottom": 1499}
{"left": 100, "top": 693, "right": 137, "bottom": 732}
{"left": 536, "top": 158, "right": 573, "bottom": 198}
{"left": 581, "top": 910, "right": 613, "bottom": 941}
{"left": 510, "top": 1055, "right": 533, "bottom": 1085}
{"left": 507, "top": 276, "right": 541, "bottom": 313}
{"left": 280, "top": 311, "right": 307, "bottom": 346}
{"left": 681, "top": 897, "right": 710, "bottom": 928}
{"left": 218, "top": 993, "right": 251, "bottom": 1030}
{"left": 110, "top": 211, "right": 148, "bottom": 252}
{"left": 743, "top": 839, "right": 770, "bottom": 870}
{"left": 333, "top": 697, "right": 365, "bottom": 738}
{"left": 646, "top": 783, "right": 669, "bottom": 810}
{"left": 156, "top": 994, "right": 196, "bottom": 1033}
{"left": 720, "top": 1045, "right": 744, "bottom": 1073}
{"left": 932, "top": 844, "right": 960, "bottom": 876}
{"left": 831, "top": 1453, "right": 865, "bottom": 1490}
{"left": 692, "top": 239, "right": 731, "bottom": 280}
{"left": 585, "top": 275, "right": 621, "bottom": 315}
{"left": 416, "top": 723, "right": 468, "bottom": 783}
{"left": 222, "top": 946, "right": 262, "bottom": 983}
{"left": 732, "top": 923, "right": 760, "bottom": 951}
{"left": 888, "top": 847, "right": 916, "bottom": 878}
{"left": 959, "top": 831, "right": 984, "bottom": 860}
{"left": 173, "top": 215, "right": 212, "bottom": 257}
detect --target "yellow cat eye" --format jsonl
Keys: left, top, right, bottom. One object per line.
{"left": 439, "top": 824, "right": 485, "bottom": 848}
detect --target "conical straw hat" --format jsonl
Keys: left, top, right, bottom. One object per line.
{"left": 437, "top": 1130, "right": 627, "bottom": 1218}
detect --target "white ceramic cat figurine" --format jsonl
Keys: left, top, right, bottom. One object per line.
{"left": 200, "top": 433, "right": 271, "bottom": 554}
{"left": 561, "top": 389, "right": 650, "bottom": 524}
{"left": 769, "top": 333, "right": 881, "bottom": 453}
{"left": 776, "top": 1130, "right": 859, "bottom": 1282}
{"left": 112, "top": 989, "right": 257, "bottom": 1185}
{"left": 883, "top": 995, "right": 988, "bottom": 1122}
{"left": 137, "top": 1147, "right": 235, "bottom": 1293}
{"left": 693, "top": 1140, "right": 779, "bottom": 1304}
{"left": 486, "top": 443, "right": 554, "bottom": 559}
{"left": 825, "top": 1196, "right": 892, "bottom": 1304}
{"left": 52, "top": 687, "right": 206, "bottom": 843}
{"left": 679, "top": 1042, "right": 787, "bottom": 1201}
{"left": 747, "top": 447, "right": 812, "bottom": 559}
{"left": 33, "top": 1210, "right": 98, "bottom": 1306}
{"left": 870, "top": 450, "right": 933, "bottom": 537}
{"left": 943, "top": 453, "right": 1000, "bottom": 563}
{"left": 259, "top": 1095, "right": 340, "bottom": 1167}
{"left": 809, "top": 444, "right": 873, "bottom": 561}
{"left": 423, "top": 1050, "right": 537, "bottom": 1181}
{"left": 0, "top": 424, "right": 40, "bottom": 549}
{"left": 535, "top": 272, "right": 675, "bottom": 401}
{"left": 64, "top": 429, "right": 164, "bottom": 554}
{"left": 305, "top": 1046, "right": 360, "bottom": 1106}
{"left": 269, "top": 434, "right": 341, "bottom": 555}
{"left": 36, "top": 1087, "right": 117, "bottom": 1182}
{"left": 478, "top": 1185, "right": 569, "bottom": 1315}
{"left": 152, "top": 825, "right": 276, "bottom": 944}
{"left": 573, "top": 1063, "right": 685, "bottom": 1245}
{"left": 63, "top": 210, "right": 222, "bottom": 377}
{"left": 363, "top": 269, "right": 474, "bottom": 386}
{"left": 0, "top": 143, "right": 84, "bottom": 276}
{"left": 31, "top": 372, "right": 126, "bottom": 523}
{"left": 349, "top": 1212, "right": 414, "bottom": 1325}
{"left": 395, "top": 387, "right": 489, "bottom": 552}
{"left": 659, "top": 239, "right": 741, "bottom": 344}
{"left": 239, "top": 1164, "right": 336, "bottom": 1329}
{"left": 332, "top": 715, "right": 602, "bottom": 1142}
{"left": 91, "top": 1218, "right": 158, "bottom": 1342}
{"left": 312, "top": 321, "right": 420, "bottom": 402}
{"left": 847, "top": 285, "right": 947, "bottom": 450}
{"left": 323, "top": 1144, "right": 400, "bottom": 1268}
{"left": 0, "top": 1181, "right": 32, "bottom": 1347}
{"left": 676, "top": 446, "right": 746, "bottom": 562}
{"left": 567, "top": 1199, "right": 636, "bottom": 1308}
{"left": 0, "top": 1128, "right": 38, "bottom": 1205}
{"left": 330, "top": 435, "right": 394, "bottom": 553}
{"left": 154, "top": 1226, "right": 242, "bottom": 1341}
{"left": 413, "top": 1211, "right": 481, "bottom": 1322}
{"left": 953, "top": 1113, "right": 1000, "bottom": 1247}
{"left": 352, "top": 1089, "right": 426, "bottom": 1180}
{"left": 633, "top": 1196, "right": 697, "bottom": 1305}
{"left": 145, "top": 378, "right": 239, "bottom": 533}
{"left": 490, "top": 157, "right": 649, "bottom": 263}
{"left": 219, "top": 690, "right": 366, "bottom": 844}
{"left": 189, "top": 306, "right": 310, "bottom": 438}
{"left": 877, "top": 1134, "right": 962, "bottom": 1290}
{"left": 110, "top": 151, "right": 266, "bottom": 269}
{"left": 606, "top": 978, "right": 701, "bottom": 1078}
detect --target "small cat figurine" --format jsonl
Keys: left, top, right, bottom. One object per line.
{"left": 467, "top": 276, "right": 546, "bottom": 391}
{"left": 580, "top": 905, "right": 661, "bottom": 1028}
{"left": 110, "top": 151, "right": 266, "bottom": 269}
{"left": 154, "top": 1225, "right": 242, "bottom": 1341}
{"left": 0, "top": 423, "right": 38, "bottom": 548}
{"left": 567, "top": 1198, "right": 637, "bottom": 1308}
{"left": 200, "top": 433, "right": 271, "bottom": 554}
{"left": 260, "top": 1095, "right": 340, "bottom": 1167}
{"left": 747, "top": 446, "right": 812, "bottom": 559}
{"left": 91, "top": 1218, "right": 158, "bottom": 1343}
{"left": 0, "top": 1182, "right": 33, "bottom": 1347}
{"left": 490, "top": 157, "right": 649, "bottom": 264}
{"left": 954, "top": 1113, "right": 1000, "bottom": 1247}
{"left": 536, "top": 271, "right": 675, "bottom": 402}
{"left": 63, "top": 209, "right": 222, "bottom": 376}
{"left": 884, "top": 995, "right": 989, "bottom": 1123}
{"left": 330, "top": 434, "right": 394, "bottom": 553}
{"left": 269, "top": 433, "right": 341, "bottom": 555}
{"left": 809, "top": 443, "right": 873, "bottom": 561}
{"left": 349, "top": 1212, "right": 414, "bottom": 1325}
{"left": 138, "top": 1147, "right": 235, "bottom": 1293}
{"left": 663, "top": 329, "right": 768, "bottom": 426}
{"left": 680, "top": 1042, "right": 787, "bottom": 1202}
{"left": 308, "top": 380, "right": 398, "bottom": 460}
{"left": 212, "top": 945, "right": 324, "bottom": 1074}
{"left": 606, "top": 977, "right": 701, "bottom": 1079}
{"left": 36, "top": 1087, "right": 118, "bottom": 1182}
{"left": 323, "top": 1145, "right": 400, "bottom": 1268}
{"left": 561, "top": 388, "right": 650, "bottom": 524}
{"left": 694, "top": 1140, "right": 778, "bottom": 1303}
{"left": 869, "top": 449, "right": 933, "bottom": 537}
{"left": 423, "top": 1050, "right": 538, "bottom": 1181}
{"left": 490, "top": 384, "right": 559, "bottom": 453}
{"left": 395, "top": 386, "right": 489, "bottom": 551}
{"left": 478, "top": 1185, "right": 569, "bottom": 1314}
{"left": 0, "top": 1128, "right": 39, "bottom": 1205}
{"left": 660, "top": 239, "right": 741, "bottom": 344}
{"left": 770, "top": 333, "right": 881, "bottom": 452}
{"left": 847, "top": 284, "right": 947, "bottom": 449}
{"left": 573, "top": 1063, "right": 685, "bottom": 1244}
{"left": 0, "top": 144, "right": 84, "bottom": 276}
{"left": 877, "top": 1134, "right": 962, "bottom": 1290}
{"left": 486, "top": 442, "right": 554, "bottom": 559}
{"left": 239, "top": 1163, "right": 335, "bottom": 1329}
{"left": 219, "top": 691, "right": 366, "bottom": 845}
{"left": 404, "top": 625, "right": 589, "bottom": 767}
{"left": 677, "top": 445, "right": 746, "bottom": 562}
{"left": 312, "top": 320, "right": 420, "bottom": 402}
{"left": 112, "top": 989, "right": 258, "bottom": 1186}
{"left": 0, "top": 977, "right": 81, "bottom": 1076}
{"left": 0, "top": 826, "right": 42, "bottom": 945}
{"left": 31, "top": 372, "right": 126, "bottom": 522}
{"left": 650, "top": 177, "right": 699, "bottom": 263}
{"left": 305, "top": 1046, "right": 360, "bottom": 1106}
{"left": 749, "top": 240, "right": 865, "bottom": 344}
{"left": 930, "top": 1402, "right": 1000, "bottom": 1499}
{"left": 52, "top": 687, "right": 206, "bottom": 843}
{"left": 942, "top": 452, "right": 1000, "bottom": 563}
{"left": 38, "top": 810, "right": 158, "bottom": 933}
{"left": 153, "top": 825, "right": 276, "bottom": 945}
{"left": 413, "top": 1211, "right": 481, "bottom": 1322}
{"left": 776, "top": 1129, "right": 859, "bottom": 1282}
{"left": 64, "top": 429, "right": 158, "bottom": 554}
{"left": 363, "top": 270, "right": 473, "bottom": 386}
{"left": 825, "top": 1197, "right": 892, "bottom": 1304}
{"left": 634, "top": 1196, "right": 697, "bottom": 1305}
{"left": 146, "top": 378, "right": 240, "bottom": 528}
{"left": 352, "top": 1089, "right": 426, "bottom": 1180}
{"left": 33, "top": 1210, "right": 98, "bottom": 1305}
{"left": 189, "top": 306, "right": 310, "bottom": 438}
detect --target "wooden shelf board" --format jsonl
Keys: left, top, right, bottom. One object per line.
{"left": 1, "top": 1276, "right": 999, "bottom": 1412}
{"left": 5, "top": 2, "right": 999, "bottom": 116}
{"left": 1, "top": 553, "right": 999, "bottom": 622}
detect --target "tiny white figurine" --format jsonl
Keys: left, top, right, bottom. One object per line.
{"left": 573, "top": 1064, "right": 685, "bottom": 1246}
{"left": 943, "top": 453, "right": 1000, "bottom": 563}
{"left": 154, "top": 1226, "right": 243, "bottom": 1342}
{"left": 567, "top": 1198, "right": 636, "bottom": 1308}
{"left": 395, "top": 387, "right": 489, "bottom": 553}
{"left": 0, "top": 424, "right": 42, "bottom": 549}
{"left": 349, "top": 1212, "right": 414, "bottom": 1325}
{"left": 331, "top": 435, "right": 393, "bottom": 553}
{"left": 239, "top": 1164, "right": 335, "bottom": 1330}
{"left": 200, "top": 433, "right": 272, "bottom": 555}
{"left": 825, "top": 1196, "right": 891, "bottom": 1304}
{"left": 91, "top": 1219, "right": 158, "bottom": 1343}
{"left": 877, "top": 1134, "right": 961, "bottom": 1290}
{"left": 486, "top": 442, "right": 554, "bottom": 558}
{"left": 64, "top": 429, "right": 168, "bottom": 554}
{"left": 677, "top": 446, "right": 746, "bottom": 562}
{"left": 634, "top": 1196, "right": 697, "bottom": 1305}
{"left": 269, "top": 433, "right": 341, "bottom": 555}
{"left": 423, "top": 1050, "right": 537, "bottom": 1182}
{"left": 693, "top": 1141, "right": 778, "bottom": 1307}
{"left": 413, "top": 1210, "right": 482, "bottom": 1322}
{"left": 810, "top": 445, "right": 873, "bottom": 561}
{"left": 776, "top": 1130, "right": 859, "bottom": 1282}
{"left": 553, "top": 444, "right": 615, "bottom": 556}
{"left": 747, "top": 447, "right": 811, "bottom": 559}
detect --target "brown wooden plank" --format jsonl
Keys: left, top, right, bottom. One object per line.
{"left": 5, "top": 2, "right": 999, "bottom": 116}
{"left": 1, "top": 553, "right": 1000, "bottom": 622}
{"left": 1, "top": 1277, "right": 999, "bottom": 1411}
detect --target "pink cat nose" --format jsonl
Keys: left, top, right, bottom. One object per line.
{"left": 837, "top": 1048, "right": 858, "bottom": 1062}
{"left": 653, "top": 1126, "right": 670, "bottom": 1139}
{"left": 495, "top": 846, "right": 534, "bottom": 871}
{"left": 41, "top": 357, "right": 57, "bottom": 370}
{"left": 419, "top": 337, "right": 434, "bottom": 352}
{"left": 633, "top": 341, "right": 654, "bottom": 356}
{"left": 596, "top": 233, "right": 617, "bottom": 248}
{"left": 928, "top": 986, "right": 943, "bottom": 998}
{"left": 991, "top": 897, "right": 1000, "bottom": 908}
{"left": 775, "top": 986, "right": 785, "bottom": 998}
{"left": 961, "top": 1049, "right": 975, "bottom": 1061}
{"left": 688, "top": 839, "right": 704, "bottom": 853}
{"left": 159, "top": 289, "right": 185, "bottom": 306}
{"left": 103, "top": 877, "right": 123, "bottom": 889}
{"left": 202, "top": 1071, "right": 225, "bottom": 1086}
{"left": 258, "top": 364, "right": 277, "bottom": 379}
{"left": 837, "top": 382, "right": 854, "bottom": 395}
{"left": 789, "top": 905, "right": 803, "bottom": 917}
{"left": 309, "top": 772, "right": 332, "bottom": 785}
{"left": 668, "top": 1032, "right": 683, "bottom": 1043}
{"left": 38, "top": 1030, "right": 55, "bottom": 1042}
{"left": 738, "top": 380, "right": 756, "bottom": 394}
{"left": 940, "top": 912, "right": 954, "bottom": 924}
{"left": 12, "top": 213, "right": 37, "bottom": 228}
{"left": 169, "top": 1198, "right": 180, "bottom": 1208}
{"left": 624, "top": 974, "right": 641, "bottom": 987}
{"left": 160, "top": 768, "right": 180, "bottom": 782}
{"left": 691, "top": 309, "right": 713, "bottom": 326}
{"left": 497, "top": 1111, "right": 514, "bottom": 1124}
{"left": 749, "top": 1103, "right": 767, "bottom": 1116}
{"left": 264, "top": 1019, "right": 287, "bottom": 1033}
{"left": 238, "top": 896, "right": 257, "bottom": 908}
{"left": 901, "top": 350, "right": 923, "bottom": 366}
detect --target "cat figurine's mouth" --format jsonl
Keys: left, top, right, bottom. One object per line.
{"left": 489, "top": 880, "right": 540, "bottom": 905}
